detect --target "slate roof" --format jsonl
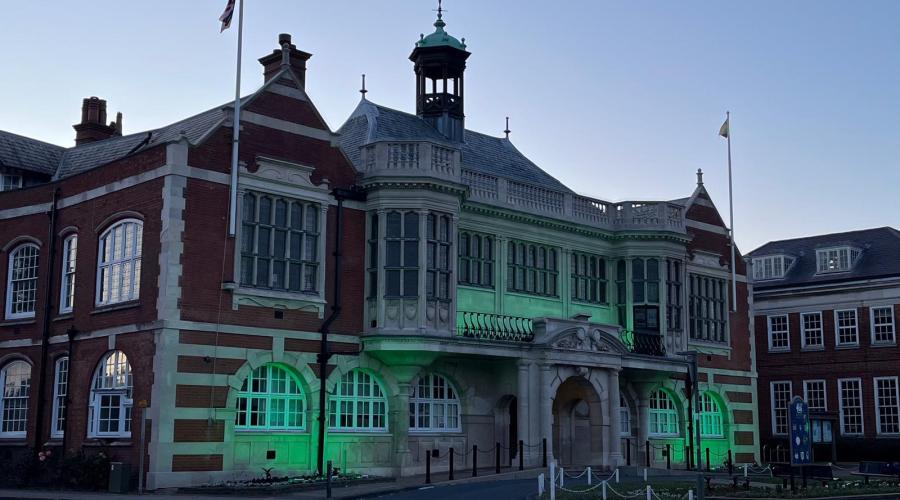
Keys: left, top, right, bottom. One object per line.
{"left": 748, "top": 227, "right": 900, "bottom": 289}
{"left": 337, "top": 99, "right": 573, "bottom": 193}
{"left": 0, "top": 102, "right": 231, "bottom": 181}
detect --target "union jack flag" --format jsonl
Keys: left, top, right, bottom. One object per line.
{"left": 219, "top": 0, "right": 236, "bottom": 32}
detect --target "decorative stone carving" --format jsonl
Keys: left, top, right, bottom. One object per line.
{"left": 552, "top": 328, "right": 612, "bottom": 352}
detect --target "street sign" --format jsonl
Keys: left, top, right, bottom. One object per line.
{"left": 789, "top": 397, "right": 812, "bottom": 465}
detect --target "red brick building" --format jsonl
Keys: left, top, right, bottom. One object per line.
{"left": 750, "top": 227, "right": 900, "bottom": 462}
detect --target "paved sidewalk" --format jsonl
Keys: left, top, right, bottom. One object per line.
{"left": 0, "top": 467, "right": 545, "bottom": 500}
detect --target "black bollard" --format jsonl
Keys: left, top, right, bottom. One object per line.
{"left": 449, "top": 447, "right": 455, "bottom": 481}
{"left": 666, "top": 443, "right": 671, "bottom": 469}
{"left": 802, "top": 465, "right": 807, "bottom": 489}
{"left": 542, "top": 438, "right": 547, "bottom": 468}
{"left": 728, "top": 449, "right": 733, "bottom": 475}
{"left": 473, "top": 445, "right": 478, "bottom": 477}
{"left": 706, "top": 448, "right": 711, "bottom": 472}
{"left": 645, "top": 440, "right": 650, "bottom": 467}
{"left": 518, "top": 440, "right": 524, "bottom": 471}
{"left": 626, "top": 438, "right": 631, "bottom": 466}
{"left": 426, "top": 449, "right": 432, "bottom": 484}
{"left": 326, "top": 460, "right": 333, "bottom": 499}
{"left": 495, "top": 442, "right": 501, "bottom": 474}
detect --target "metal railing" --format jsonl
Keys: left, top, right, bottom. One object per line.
{"left": 457, "top": 311, "right": 534, "bottom": 342}
{"left": 619, "top": 330, "right": 666, "bottom": 357}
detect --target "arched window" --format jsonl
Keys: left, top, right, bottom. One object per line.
{"left": 97, "top": 219, "right": 143, "bottom": 306}
{"left": 5, "top": 243, "right": 39, "bottom": 319}
{"left": 88, "top": 351, "right": 133, "bottom": 437}
{"left": 409, "top": 373, "right": 461, "bottom": 432}
{"left": 235, "top": 364, "right": 306, "bottom": 431}
{"left": 699, "top": 392, "right": 724, "bottom": 438}
{"left": 649, "top": 389, "right": 679, "bottom": 437}
{"left": 51, "top": 357, "right": 69, "bottom": 438}
{"left": 59, "top": 235, "right": 77, "bottom": 313}
{"left": 328, "top": 369, "right": 387, "bottom": 431}
{"left": 619, "top": 395, "right": 632, "bottom": 437}
{"left": 0, "top": 361, "right": 31, "bottom": 437}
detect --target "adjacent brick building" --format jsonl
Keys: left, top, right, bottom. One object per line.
{"left": 750, "top": 227, "right": 900, "bottom": 461}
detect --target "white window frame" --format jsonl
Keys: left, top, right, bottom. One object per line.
{"left": 816, "top": 247, "right": 859, "bottom": 274}
{"left": 752, "top": 255, "right": 791, "bottom": 281}
{"left": 875, "top": 376, "right": 900, "bottom": 435}
{"left": 800, "top": 312, "right": 824, "bottom": 349}
{"left": 620, "top": 395, "right": 632, "bottom": 437}
{"left": 59, "top": 235, "right": 77, "bottom": 314}
{"left": 235, "top": 363, "right": 306, "bottom": 431}
{"left": 803, "top": 379, "right": 827, "bottom": 412}
{"left": 767, "top": 314, "right": 790, "bottom": 351}
{"left": 88, "top": 351, "right": 133, "bottom": 438}
{"left": 327, "top": 369, "right": 388, "bottom": 432}
{"left": 1, "top": 174, "right": 22, "bottom": 191}
{"left": 834, "top": 309, "right": 859, "bottom": 347}
{"left": 648, "top": 389, "right": 679, "bottom": 437}
{"left": 838, "top": 377, "right": 864, "bottom": 436}
{"left": 96, "top": 219, "right": 143, "bottom": 307}
{"left": 0, "top": 360, "right": 31, "bottom": 438}
{"left": 770, "top": 381, "right": 792, "bottom": 436}
{"left": 409, "top": 373, "right": 461, "bottom": 433}
{"left": 699, "top": 392, "right": 724, "bottom": 438}
{"left": 5, "top": 243, "right": 40, "bottom": 320}
{"left": 50, "top": 356, "right": 69, "bottom": 438}
{"left": 870, "top": 306, "right": 896, "bottom": 346}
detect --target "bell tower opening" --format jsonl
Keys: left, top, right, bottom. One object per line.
{"left": 409, "top": 3, "right": 470, "bottom": 142}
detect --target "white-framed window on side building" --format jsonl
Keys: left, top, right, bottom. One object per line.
{"left": 1, "top": 174, "right": 22, "bottom": 192}
{"left": 5, "top": 243, "right": 39, "bottom": 320}
{"left": 59, "top": 235, "right": 77, "bottom": 314}
{"left": 838, "top": 378, "right": 864, "bottom": 436}
{"left": 96, "top": 219, "right": 142, "bottom": 306}
{"left": 409, "top": 373, "right": 461, "bottom": 432}
{"left": 835, "top": 309, "right": 859, "bottom": 347}
{"left": 767, "top": 315, "right": 790, "bottom": 351}
{"left": 816, "top": 247, "right": 859, "bottom": 273}
{"left": 871, "top": 306, "right": 896, "bottom": 345}
{"left": 648, "top": 389, "right": 679, "bottom": 437}
{"left": 875, "top": 377, "right": 900, "bottom": 435}
{"left": 801, "top": 312, "right": 823, "bottom": 349}
{"left": 770, "top": 381, "right": 792, "bottom": 435}
{"left": 51, "top": 357, "right": 68, "bottom": 437}
{"left": 803, "top": 380, "right": 827, "bottom": 412}
{"left": 752, "top": 255, "right": 792, "bottom": 280}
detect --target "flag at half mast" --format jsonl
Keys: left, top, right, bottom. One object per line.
{"left": 219, "top": 0, "right": 236, "bottom": 32}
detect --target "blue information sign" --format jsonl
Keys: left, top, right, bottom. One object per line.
{"left": 789, "top": 397, "right": 812, "bottom": 465}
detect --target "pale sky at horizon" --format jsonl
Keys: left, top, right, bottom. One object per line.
{"left": 1, "top": 0, "right": 898, "bottom": 252}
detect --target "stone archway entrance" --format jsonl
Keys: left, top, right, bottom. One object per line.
{"left": 495, "top": 395, "right": 517, "bottom": 464}
{"left": 553, "top": 377, "right": 604, "bottom": 467}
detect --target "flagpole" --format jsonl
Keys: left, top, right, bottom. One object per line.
{"left": 227, "top": 0, "right": 244, "bottom": 237}
{"left": 726, "top": 111, "right": 737, "bottom": 312}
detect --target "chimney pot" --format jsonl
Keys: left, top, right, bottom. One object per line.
{"left": 74, "top": 96, "right": 121, "bottom": 145}
{"left": 259, "top": 33, "right": 312, "bottom": 86}
{"left": 278, "top": 33, "right": 291, "bottom": 45}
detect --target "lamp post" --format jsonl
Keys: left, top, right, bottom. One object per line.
{"left": 678, "top": 350, "right": 703, "bottom": 500}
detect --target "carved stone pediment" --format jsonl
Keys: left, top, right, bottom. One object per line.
{"left": 550, "top": 326, "right": 628, "bottom": 355}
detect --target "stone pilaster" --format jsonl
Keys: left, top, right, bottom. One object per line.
{"left": 608, "top": 368, "right": 624, "bottom": 465}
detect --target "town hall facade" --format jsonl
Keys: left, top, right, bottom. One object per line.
{"left": 0, "top": 10, "right": 759, "bottom": 489}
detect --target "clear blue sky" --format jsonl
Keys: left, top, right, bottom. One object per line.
{"left": 1, "top": 0, "right": 898, "bottom": 251}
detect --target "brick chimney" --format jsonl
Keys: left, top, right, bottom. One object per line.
{"left": 73, "top": 97, "right": 122, "bottom": 145}
{"left": 258, "top": 33, "right": 312, "bottom": 87}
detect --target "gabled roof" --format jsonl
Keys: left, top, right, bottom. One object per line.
{"left": 749, "top": 226, "right": 900, "bottom": 289}
{"left": 0, "top": 130, "right": 64, "bottom": 176}
{"left": 337, "top": 99, "right": 573, "bottom": 192}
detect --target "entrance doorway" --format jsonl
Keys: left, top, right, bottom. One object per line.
{"left": 553, "top": 377, "right": 603, "bottom": 467}
{"left": 495, "top": 395, "right": 518, "bottom": 465}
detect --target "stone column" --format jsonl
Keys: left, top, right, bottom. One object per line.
{"left": 516, "top": 361, "right": 530, "bottom": 462}
{"left": 539, "top": 363, "right": 555, "bottom": 465}
{"left": 608, "top": 369, "right": 624, "bottom": 465}
{"left": 392, "top": 381, "right": 412, "bottom": 471}
{"left": 635, "top": 382, "right": 652, "bottom": 466}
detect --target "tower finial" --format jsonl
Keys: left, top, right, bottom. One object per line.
{"left": 696, "top": 168, "right": 704, "bottom": 186}
{"left": 437, "top": 0, "right": 443, "bottom": 20}
{"left": 360, "top": 74, "right": 368, "bottom": 99}
{"left": 504, "top": 116, "right": 511, "bottom": 139}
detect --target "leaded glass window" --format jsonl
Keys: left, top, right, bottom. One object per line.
{"left": 458, "top": 232, "right": 494, "bottom": 288}
{"left": 570, "top": 252, "right": 607, "bottom": 304}
{"left": 385, "top": 211, "right": 419, "bottom": 297}
{"left": 507, "top": 241, "right": 557, "bottom": 297}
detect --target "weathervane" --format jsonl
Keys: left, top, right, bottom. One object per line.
{"left": 504, "top": 117, "right": 511, "bottom": 139}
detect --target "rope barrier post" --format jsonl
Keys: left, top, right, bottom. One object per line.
{"left": 626, "top": 438, "right": 632, "bottom": 465}
{"left": 518, "top": 440, "right": 524, "bottom": 471}
{"left": 643, "top": 467, "right": 647, "bottom": 482}
{"left": 646, "top": 484, "right": 651, "bottom": 500}
{"left": 449, "top": 447, "right": 455, "bottom": 481}
{"left": 543, "top": 438, "right": 548, "bottom": 467}
{"left": 645, "top": 440, "right": 650, "bottom": 467}
{"left": 743, "top": 464, "right": 748, "bottom": 478}
{"left": 728, "top": 449, "right": 733, "bottom": 475}
{"left": 550, "top": 461, "right": 556, "bottom": 500}
{"left": 495, "top": 441, "right": 500, "bottom": 474}
{"left": 326, "top": 460, "right": 333, "bottom": 499}
{"left": 666, "top": 443, "right": 671, "bottom": 469}
{"left": 538, "top": 472, "right": 544, "bottom": 497}
{"left": 426, "top": 449, "right": 431, "bottom": 484}
{"left": 602, "top": 480, "right": 607, "bottom": 500}
{"left": 560, "top": 467, "right": 565, "bottom": 488}
{"left": 587, "top": 466, "right": 592, "bottom": 485}
{"left": 705, "top": 448, "right": 711, "bottom": 472}
{"left": 688, "top": 488, "right": 694, "bottom": 500}
{"left": 615, "top": 468, "right": 620, "bottom": 483}
{"left": 472, "top": 444, "right": 478, "bottom": 477}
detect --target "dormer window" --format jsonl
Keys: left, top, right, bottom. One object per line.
{"left": 816, "top": 247, "right": 859, "bottom": 274}
{"left": 752, "top": 255, "right": 793, "bottom": 280}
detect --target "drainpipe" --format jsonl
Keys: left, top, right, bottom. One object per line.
{"left": 33, "top": 188, "right": 60, "bottom": 452}
{"left": 59, "top": 326, "right": 78, "bottom": 456}
{"left": 316, "top": 187, "right": 365, "bottom": 476}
